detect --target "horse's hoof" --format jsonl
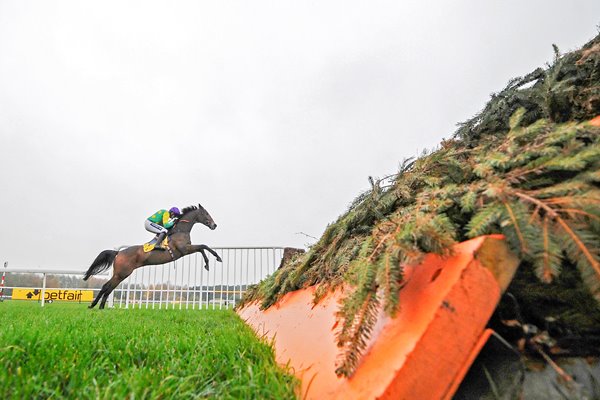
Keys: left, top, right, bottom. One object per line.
{"left": 216, "top": 256, "right": 222, "bottom": 262}
{"left": 88, "top": 305, "right": 94, "bottom": 309}
{"left": 204, "top": 265, "right": 210, "bottom": 271}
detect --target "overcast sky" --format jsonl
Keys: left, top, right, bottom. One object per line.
{"left": 1, "top": 1, "right": 599, "bottom": 270}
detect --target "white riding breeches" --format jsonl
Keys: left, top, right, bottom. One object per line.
{"left": 145, "top": 219, "right": 168, "bottom": 235}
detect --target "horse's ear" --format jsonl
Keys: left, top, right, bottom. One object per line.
{"left": 198, "top": 203, "right": 203, "bottom": 209}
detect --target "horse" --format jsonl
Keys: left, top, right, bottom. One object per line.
{"left": 83, "top": 204, "right": 222, "bottom": 309}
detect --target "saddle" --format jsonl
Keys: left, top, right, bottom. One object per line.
{"left": 143, "top": 236, "right": 169, "bottom": 253}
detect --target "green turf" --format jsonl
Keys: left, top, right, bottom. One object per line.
{"left": 0, "top": 301, "right": 298, "bottom": 399}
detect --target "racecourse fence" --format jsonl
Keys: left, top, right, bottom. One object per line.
{"left": 0, "top": 247, "right": 285, "bottom": 310}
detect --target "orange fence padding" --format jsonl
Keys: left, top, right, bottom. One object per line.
{"left": 237, "top": 235, "right": 519, "bottom": 399}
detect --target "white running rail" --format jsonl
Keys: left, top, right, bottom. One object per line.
{"left": 1, "top": 247, "right": 285, "bottom": 309}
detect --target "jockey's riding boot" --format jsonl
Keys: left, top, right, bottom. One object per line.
{"left": 154, "top": 233, "right": 167, "bottom": 251}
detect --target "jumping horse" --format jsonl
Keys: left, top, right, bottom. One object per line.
{"left": 83, "top": 204, "right": 222, "bottom": 309}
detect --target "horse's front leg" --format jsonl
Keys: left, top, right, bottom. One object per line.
{"left": 186, "top": 244, "right": 222, "bottom": 270}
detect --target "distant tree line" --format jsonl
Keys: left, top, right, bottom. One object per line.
{"left": 2, "top": 274, "right": 250, "bottom": 304}
{"left": 118, "top": 284, "right": 251, "bottom": 303}
{"left": 2, "top": 273, "right": 107, "bottom": 295}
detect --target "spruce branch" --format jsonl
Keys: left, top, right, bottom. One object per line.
{"left": 512, "top": 189, "right": 600, "bottom": 287}
{"left": 502, "top": 201, "right": 528, "bottom": 254}
{"left": 555, "top": 217, "right": 600, "bottom": 281}
{"left": 240, "top": 36, "right": 600, "bottom": 376}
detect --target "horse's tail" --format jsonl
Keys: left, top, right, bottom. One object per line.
{"left": 83, "top": 250, "right": 118, "bottom": 281}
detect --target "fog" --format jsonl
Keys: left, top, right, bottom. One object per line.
{"left": 1, "top": 1, "right": 598, "bottom": 269}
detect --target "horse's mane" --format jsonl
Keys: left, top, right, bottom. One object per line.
{"left": 181, "top": 204, "right": 203, "bottom": 215}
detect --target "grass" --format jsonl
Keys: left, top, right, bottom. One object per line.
{"left": 0, "top": 301, "right": 298, "bottom": 399}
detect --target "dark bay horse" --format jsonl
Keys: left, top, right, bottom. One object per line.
{"left": 84, "top": 204, "right": 222, "bottom": 309}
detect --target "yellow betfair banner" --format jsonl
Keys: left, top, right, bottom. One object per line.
{"left": 12, "top": 288, "right": 94, "bottom": 302}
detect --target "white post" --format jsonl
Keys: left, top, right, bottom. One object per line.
{"left": 199, "top": 254, "right": 203, "bottom": 310}
{"left": 125, "top": 278, "right": 131, "bottom": 309}
{"left": 40, "top": 273, "right": 47, "bottom": 307}
{"left": 0, "top": 262, "right": 7, "bottom": 300}
{"left": 107, "top": 291, "right": 114, "bottom": 308}
{"left": 107, "top": 273, "right": 115, "bottom": 308}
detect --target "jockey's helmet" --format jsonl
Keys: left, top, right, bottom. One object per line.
{"left": 169, "top": 207, "right": 181, "bottom": 216}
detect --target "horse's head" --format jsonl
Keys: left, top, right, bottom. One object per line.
{"left": 194, "top": 204, "right": 217, "bottom": 230}
{"left": 178, "top": 204, "right": 217, "bottom": 231}
{"left": 197, "top": 204, "right": 217, "bottom": 230}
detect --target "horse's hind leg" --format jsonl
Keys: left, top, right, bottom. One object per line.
{"left": 90, "top": 249, "right": 136, "bottom": 309}
{"left": 99, "top": 275, "right": 124, "bottom": 309}
{"left": 89, "top": 279, "right": 112, "bottom": 309}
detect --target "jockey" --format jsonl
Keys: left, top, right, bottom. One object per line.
{"left": 145, "top": 207, "right": 182, "bottom": 251}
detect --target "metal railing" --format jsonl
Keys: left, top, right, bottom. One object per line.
{"left": 1, "top": 247, "right": 285, "bottom": 309}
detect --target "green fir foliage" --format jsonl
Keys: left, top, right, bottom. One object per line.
{"left": 238, "top": 33, "right": 600, "bottom": 377}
